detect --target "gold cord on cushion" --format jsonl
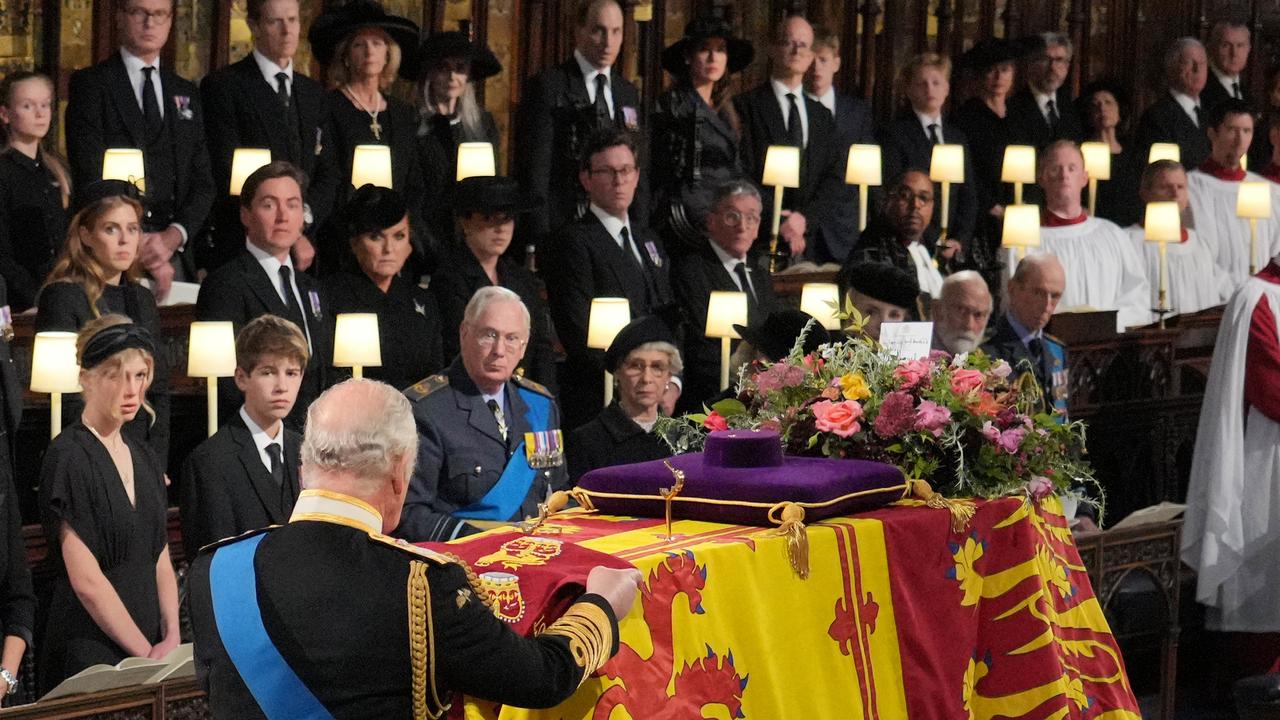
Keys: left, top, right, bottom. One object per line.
{"left": 407, "top": 561, "right": 448, "bottom": 719}
{"left": 539, "top": 601, "right": 614, "bottom": 686}
{"left": 906, "top": 479, "right": 976, "bottom": 532}
{"left": 770, "top": 503, "right": 810, "bottom": 579}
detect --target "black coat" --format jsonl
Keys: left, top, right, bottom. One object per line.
{"left": 670, "top": 243, "right": 780, "bottom": 413}
{"left": 324, "top": 271, "right": 444, "bottom": 390}
{"left": 567, "top": 402, "right": 672, "bottom": 483}
{"left": 178, "top": 414, "right": 301, "bottom": 559}
{"left": 63, "top": 53, "right": 214, "bottom": 259}
{"left": 1201, "top": 72, "right": 1250, "bottom": 116}
{"left": 0, "top": 148, "right": 66, "bottom": 310}
{"left": 199, "top": 57, "right": 340, "bottom": 269}
{"left": 952, "top": 97, "right": 1013, "bottom": 219}
{"left": 0, "top": 274, "right": 32, "bottom": 651}
{"left": 879, "top": 115, "right": 978, "bottom": 249}
{"left": 1006, "top": 87, "right": 1084, "bottom": 148}
{"left": 516, "top": 59, "right": 646, "bottom": 248}
{"left": 428, "top": 245, "right": 557, "bottom": 390}
{"left": 418, "top": 110, "right": 500, "bottom": 253}
{"left": 830, "top": 92, "right": 877, "bottom": 150}
{"left": 196, "top": 248, "right": 334, "bottom": 431}
{"left": 733, "top": 83, "right": 857, "bottom": 263}
{"left": 1135, "top": 93, "right": 1211, "bottom": 173}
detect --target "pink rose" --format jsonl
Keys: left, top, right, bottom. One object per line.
{"left": 990, "top": 360, "right": 1012, "bottom": 379}
{"left": 874, "top": 391, "right": 916, "bottom": 437}
{"left": 1026, "top": 475, "right": 1054, "bottom": 499}
{"left": 703, "top": 411, "right": 728, "bottom": 432}
{"left": 812, "top": 400, "right": 863, "bottom": 438}
{"left": 894, "top": 359, "right": 933, "bottom": 389}
{"left": 981, "top": 420, "right": 1000, "bottom": 443}
{"left": 950, "top": 368, "right": 985, "bottom": 395}
{"left": 998, "top": 427, "right": 1027, "bottom": 454}
{"left": 914, "top": 400, "right": 952, "bottom": 437}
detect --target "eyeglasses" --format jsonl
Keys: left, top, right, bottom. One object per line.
{"left": 718, "top": 210, "right": 762, "bottom": 227}
{"left": 589, "top": 165, "right": 638, "bottom": 181}
{"left": 475, "top": 330, "right": 527, "bottom": 353}
{"left": 621, "top": 359, "right": 671, "bottom": 377}
{"left": 124, "top": 7, "right": 173, "bottom": 23}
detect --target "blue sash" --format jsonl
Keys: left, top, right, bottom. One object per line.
{"left": 209, "top": 534, "right": 334, "bottom": 720}
{"left": 454, "top": 387, "right": 551, "bottom": 521}
{"left": 1044, "top": 337, "right": 1069, "bottom": 421}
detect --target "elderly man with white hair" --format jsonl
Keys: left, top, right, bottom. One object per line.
{"left": 930, "top": 271, "right": 992, "bottom": 354}
{"left": 188, "top": 379, "right": 641, "bottom": 718}
{"left": 395, "top": 286, "right": 569, "bottom": 542}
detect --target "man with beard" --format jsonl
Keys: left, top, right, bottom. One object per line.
{"left": 930, "top": 271, "right": 992, "bottom": 354}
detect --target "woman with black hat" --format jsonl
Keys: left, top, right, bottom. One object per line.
{"left": 1078, "top": 79, "right": 1142, "bottom": 227}
{"left": 324, "top": 185, "right": 444, "bottom": 390}
{"left": 308, "top": 0, "right": 429, "bottom": 272}
{"left": 36, "top": 180, "right": 170, "bottom": 467}
{"left": 429, "top": 176, "right": 556, "bottom": 389}
{"left": 413, "top": 32, "right": 502, "bottom": 249}
{"left": 953, "top": 38, "right": 1023, "bottom": 231}
{"left": 568, "top": 316, "right": 680, "bottom": 483}
{"left": 650, "top": 17, "right": 754, "bottom": 252}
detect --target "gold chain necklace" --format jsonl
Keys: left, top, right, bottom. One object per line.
{"left": 345, "top": 84, "right": 383, "bottom": 140}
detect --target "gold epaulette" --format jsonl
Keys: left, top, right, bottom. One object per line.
{"left": 512, "top": 374, "right": 553, "bottom": 398}
{"left": 367, "top": 533, "right": 456, "bottom": 564}
{"left": 196, "top": 525, "right": 278, "bottom": 556}
{"left": 538, "top": 601, "right": 615, "bottom": 686}
{"left": 404, "top": 374, "right": 449, "bottom": 401}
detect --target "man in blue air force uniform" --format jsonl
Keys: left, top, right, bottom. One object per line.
{"left": 981, "top": 252, "right": 1069, "bottom": 416}
{"left": 395, "top": 286, "right": 569, "bottom": 542}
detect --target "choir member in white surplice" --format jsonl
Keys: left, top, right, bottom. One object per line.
{"left": 1183, "top": 256, "right": 1280, "bottom": 636}
{"left": 1187, "top": 99, "right": 1280, "bottom": 289}
{"left": 1027, "top": 140, "right": 1151, "bottom": 331}
{"left": 1125, "top": 160, "right": 1232, "bottom": 315}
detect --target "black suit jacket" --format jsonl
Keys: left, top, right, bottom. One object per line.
{"left": 980, "top": 314, "right": 1049, "bottom": 399}
{"left": 64, "top": 53, "right": 214, "bottom": 241}
{"left": 179, "top": 414, "right": 301, "bottom": 558}
{"left": 733, "top": 83, "right": 857, "bottom": 263}
{"left": 879, "top": 115, "right": 978, "bottom": 249}
{"left": 1201, "top": 71, "right": 1250, "bottom": 116}
{"left": 671, "top": 243, "right": 780, "bottom": 413}
{"left": 200, "top": 56, "right": 340, "bottom": 268}
{"left": 195, "top": 248, "right": 334, "bottom": 430}
{"left": 516, "top": 59, "right": 646, "bottom": 247}
{"left": 831, "top": 93, "right": 877, "bottom": 148}
{"left": 1135, "top": 92, "right": 1211, "bottom": 172}
{"left": 1006, "top": 87, "right": 1084, "bottom": 149}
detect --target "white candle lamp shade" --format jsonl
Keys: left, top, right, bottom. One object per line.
{"left": 186, "top": 322, "right": 237, "bottom": 378}
{"left": 229, "top": 148, "right": 272, "bottom": 196}
{"left": 587, "top": 298, "right": 631, "bottom": 350}
{"left": 929, "top": 144, "right": 965, "bottom": 183}
{"left": 456, "top": 142, "right": 497, "bottom": 181}
{"left": 1237, "top": 181, "right": 1273, "bottom": 219}
{"left": 30, "top": 332, "right": 81, "bottom": 393}
{"left": 1148, "top": 143, "right": 1181, "bottom": 165}
{"left": 799, "top": 283, "right": 841, "bottom": 330}
{"left": 1001, "top": 204, "right": 1041, "bottom": 251}
{"left": 705, "top": 291, "right": 748, "bottom": 339}
{"left": 844, "top": 145, "right": 882, "bottom": 186}
{"left": 1143, "top": 202, "right": 1182, "bottom": 242}
{"left": 762, "top": 145, "right": 801, "bottom": 188}
{"left": 351, "top": 145, "right": 394, "bottom": 189}
{"left": 333, "top": 313, "right": 382, "bottom": 368}
{"left": 101, "top": 148, "right": 146, "bottom": 192}
{"left": 1080, "top": 142, "right": 1112, "bottom": 181}
{"left": 1000, "top": 145, "right": 1036, "bottom": 184}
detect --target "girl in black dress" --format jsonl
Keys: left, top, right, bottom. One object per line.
{"left": 0, "top": 71, "right": 70, "bottom": 311}
{"left": 38, "top": 316, "right": 178, "bottom": 692}
{"left": 36, "top": 180, "right": 170, "bottom": 467}
{"left": 325, "top": 185, "right": 443, "bottom": 389}
{"left": 651, "top": 18, "right": 753, "bottom": 252}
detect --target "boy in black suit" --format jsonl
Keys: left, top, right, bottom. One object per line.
{"left": 180, "top": 315, "right": 307, "bottom": 558}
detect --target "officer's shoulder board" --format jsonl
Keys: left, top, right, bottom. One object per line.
{"left": 367, "top": 532, "right": 456, "bottom": 565}
{"left": 1042, "top": 332, "right": 1066, "bottom": 350}
{"left": 511, "top": 374, "right": 553, "bottom": 398}
{"left": 196, "top": 525, "right": 278, "bottom": 557}
{"left": 404, "top": 374, "right": 449, "bottom": 402}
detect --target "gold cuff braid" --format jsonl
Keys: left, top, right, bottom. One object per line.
{"left": 539, "top": 601, "right": 614, "bottom": 686}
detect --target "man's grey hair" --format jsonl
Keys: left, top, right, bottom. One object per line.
{"left": 939, "top": 270, "right": 993, "bottom": 311}
{"left": 1164, "top": 37, "right": 1205, "bottom": 81}
{"left": 1038, "top": 32, "right": 1073, "bottom": 57}
{"left": 710, "top": 179, "right": 762, "bottom": 210}
{"left": 1011, "top": 252, "right": 1064, "bottom": 284}
{"left": 1210, "top": 19, "right": 1250, "bottom": 47}
{"left": 462, "top": 286, "right": 531, "bottom": 330}
{"left": 303, "top": 379, "right": 419, "bottom": 483}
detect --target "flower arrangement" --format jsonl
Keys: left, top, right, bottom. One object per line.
{"left": 659, "top": 318, "right": 1100, "bottom": 514}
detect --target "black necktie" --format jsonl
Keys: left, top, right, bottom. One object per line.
{"left": 734, "top": 261, "right": 758, "bottom": 315}
{"left": 786, "top": 93, "right": 803, "bottom": 147}
{"left": 1233, "top": 81, "right": 1242, "bottom": 99}
{"left": 276, "top": 71, "right": 291, "bottom": 108}
{"left": 1046, "top": 99, "right": 1060, "bottom": 131}
{"left": 619, "top": 226, "right": 643, "bottom": 271}
{"left": 266, "top": 442, "right": 293, "bottom": 509}
{"left": 928, "top": 122, "right": 941, "bottom": 145}
{"left": 141, "top": 66, "right": 162, "bottom": 138}
{"left": 278, "top": 265, "right": 306, "bottom": 332}
{"left": 487, "top": 399, "right": 507, "bottom": 442}
{"left": 594, "top": 74, "right": 610, "bottom": 121}
{"left": 1194, "top": 105, "right": 1204, "bottom": 128}
{"left": 1027, "top": 336, "right": 1049, "bottom": 382}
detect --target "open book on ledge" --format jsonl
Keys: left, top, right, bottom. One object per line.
{"left": 40, "top": 643, "right": 194, "bottom": 701}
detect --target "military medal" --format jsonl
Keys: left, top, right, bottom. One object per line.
{"left": 524, "top": 430, "right": 564, "bottom": 468}
{"left": 308, "top": 290, "right": 322, "bottom": 319}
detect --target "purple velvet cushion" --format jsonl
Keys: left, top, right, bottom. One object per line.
{"left": 577, "top": 429, "right": 907, "bottom": 525}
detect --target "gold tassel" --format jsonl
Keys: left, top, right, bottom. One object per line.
{"left": 568, "top": 488, "right": 597, "bottom": 512}
{"left": 772, "top": 503, "right": 810, "bottom": 580}
{"left": 909, "top": 479, "right": 976, "bottom": 532}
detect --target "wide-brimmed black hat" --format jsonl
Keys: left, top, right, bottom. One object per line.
{"left": 307, "top": 0, "right": 421, "bottom": 69}
{"left": 957, "top": 37, "right": 1023, "bottom": 72}
{"left": 70, "top": 178, "right": 143, "bottom": 217}
{"left": 661, "top": 17, "right": 754, "bottom": 78}
{"left": 342, "top": 184, "right": 407, "bottom": 237}
{"left": 411, "top": 31, "right": 502, "bottom": 82}
{"left": 605, "top": 315, "right": 677, "bottom": 371}
{"left": 453, "top": 176, "right": 540, "bottom": 216}
{"left": 838, "top": 261, "right": 920, "bottom": 311}
{"left": 733, "top": 309, "right": 831, "bottom": 362}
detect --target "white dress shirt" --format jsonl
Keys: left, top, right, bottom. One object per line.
{"left": 245, "top": 239, "right": 313, "bottom": 350}
{"left": 1212, "top": 67, "right": 1243, "bottom": 99}
{"left": 708, "top": 239, "right": 756, "bottom": 297}
{"left": 574, "top": 49, "right": 614, "bottom": 117}
{"left": 120, "top": 48, "right": 165, "bottom": 118}
{"left": 807, "top": 87, "right": 837, "bottom": 117}
{"left": 1171, "top": 90, "right": 1202, "bottom": 127}
{"left": 1033, "top": 90, "right": 1059, "bottom": 125}
{"left": 588, "top": 204, "right": 641, "bottom": 265}
{"left": 239, "top": 406, "right": 284, "bottom": 473}
{"left": 253, "top": 48, "right": 294, "bottom": 94}
{"left": 915, "top": 110, "right": 944, "bottom": 143}
{"left": 771, "top": 78, "right": 809, "bottom": 147}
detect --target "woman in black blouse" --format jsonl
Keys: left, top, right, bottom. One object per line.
{"left": 0, "top": 71, "right": 70, "bottom": 311}
{"left": 1078, "top": 80, "right": 1142, "bottom": 228}
{"left": 307, "top": 0, "right": 429, "bottom": 273}
{"left": 36, "top": 180, "right": 170, "bottom": 468}
{"left": 952, "top": 39, "right": 1021, "bottom": 235}
{"left": 650, "top": 18, "right": 753, "bottom": 252}
{"left": 325, "top": 185, "right": 443, "bottom": 390}
{"left": 430, "top": 176, "right": 556, "bottom": 388}
{"left": 38, "top": 316, "right": 177, "bottom": 692}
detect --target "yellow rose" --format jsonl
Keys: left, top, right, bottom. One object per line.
{"left": 840, "top": 372, "right": 871, "bottom": 401}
